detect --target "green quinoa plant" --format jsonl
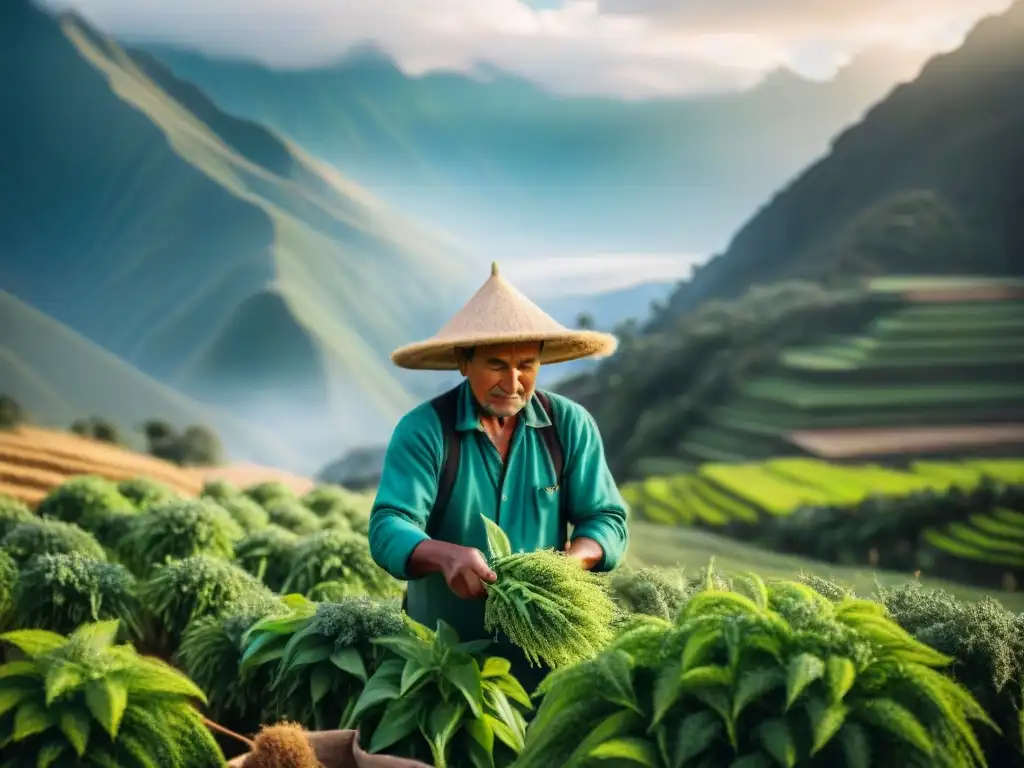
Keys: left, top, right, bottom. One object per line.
{"left": 245, "top": 481, "right": 295, "bottom": 507}
{"left": 516, "top": 566, "right": 998, "bottom": 768}
{"left": 200, "top": 479, "right": 240, "bottom": 502}
{"left": 0, "top": 518, "right": 106, "bottom": 567}
{"left": 35, "top": 475, "right": 138, "bottom": 549}
{"left": 0, "top": 619, "right": 224, "bottom": 767}
{"left": 116, "top": 498, "right": 243, "bottom": 575}
{"left": 280, "top": 528, "right": 401, "bottom": 598}
{"left": 605, "top": 565, "right": 688, "bottom": 622}
{"left": 480, "top": 515, "right": 617, "bottom": 669}
{"left": 264, "top": 497, "right": 322, "bottom": 535}
{"left": 0, "top": 549, "right": 15, "bottom": 628}
{"left": 215, "top": 493, "right": 270, "bottom": 534}
{"left": 117, "top": 476, "right": 180, "bottom": 510}
{"left": 138, "top": 554, "right": 275, "bottom": 657}
{"left": 0, "top": 495, "right": 33, "bottom": 539}
{"left": 7, "top": 552, "right": 143, "bottom": 640}
{"left": 233, "top": 524, "right": 301, "bottom": 591}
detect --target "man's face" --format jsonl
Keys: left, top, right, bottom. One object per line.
{"left": 459, "top": 342, "right": 542, "bottom": 418}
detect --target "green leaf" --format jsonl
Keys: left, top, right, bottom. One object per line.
{"left": 485, "top": 687, "right": 526, "bottom": 751}
{"left": 330, "top": 646, "right": 368, "bottom": 682}
{"left": 838, "top": 722, "right": 871, "bottom": 768}
{"left": 422, "top": 699, "right": 466, "bottom": 767}
{"left": 373, "top": 635, "right": 434, "bottom": 667}
{"left": 728, "top": 754, "right": 773, "bottom": 768}
{"left": 785, "top": 653, "right": 825, "bottom": 711}
{"left": 443, "top": 656, "right": 485, "bottom": 718}
{"left": 824, "top": 657, "right": 856, "bottom": 704}
{"left": 35, "top": 740, "right": 66, "bottom": 768}
{"left": 368, "top": 695, "right": 422, "bottom": 754}
{"left": 651, "top": 659, "right": 683, "bottom": 727}
{"left": 804, "top": 695, "right": 848, "bottom": 755}
{"left": 310, "top": 662, "right": 334, "bottom": 705}
{"left": 43, "top": 662, "right": 83, "bottom": 705}
{"left": 69, "top": 621, "right": 120, "bottom": 651}
{"left": 0, "top": 685, "right": 34, "bottom": 718}
{"left": 454, "top": 639, "right": 493, "bottom": 656}
{"left": 84, "top": 678, "right": 128, "bottom": 738}
{"left": 854, "top": 698, "right": 934, "bottom": 756}
{"left": 0, "top": 661, "right": 41, "bottom": 681}
{"left": 122, "top": 657, "right": 206, "bottom": 702}
{"left": 58, "top": 710, "right": 91, "bottom": 757}
{"left": 347, "top": 658, "right": 404, "bottom": 725}
{"left": 434, "top": 620, "right": 461, "bottom": 651}
{"left": 596, "top": 650, "right": 642, "bottom": 713}
{"left": 401, "top": 658, "right": 433, "bottom": 696}
{"left": 484, "top": 713, "right": 523, "bottom": 753}
{"left": 487, "top": 674, "right": 532, "bottom": 710}
{"left": 481, "top": 515, "right": 512, "bottom": 560}
{"left": 481, "top": 657, "right": 511, "bottom": 679}
{"left": 0, "top": 630, "right": 65, "bottom": 659}
{"left": 13, "top": 701, "right": 56, "bottom": 741}
{"left": 667, "top": 711, "right": 723, "bottom": 768}
{"left": 733, "top": 666, "right": 785, "bottom": 720}
{"left": 681, "top": 624, "right": 721, "bottom": 672}
{"left": 587, "top": 737, "right": 659, "bottom": 765}
{"left": 239, "top": 631, "right": 288, "bottom": 671}
{"left": 756, "top": 719, "right": 797, "bottom": 768}
{"left": 463, "top": 719, "right": 496, "bottom": 768}
{"left": 565, "top": 710, "right": 644, "bottom": 768}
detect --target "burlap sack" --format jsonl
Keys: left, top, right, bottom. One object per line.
{"left": 225, "top": 729, "right": 433, "bottom": 768}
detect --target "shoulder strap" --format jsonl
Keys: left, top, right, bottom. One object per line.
{"left": 532, "top": 390, "right": 564, "bottom": 482}
{"left": 426, "top": 385, "right": 462, "bottom": 538}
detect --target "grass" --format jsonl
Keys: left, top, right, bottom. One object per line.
{"left": 625, "top": 520, "right": 1024, "bottom": 612}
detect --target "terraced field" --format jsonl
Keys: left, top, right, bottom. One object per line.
{"left": 674, "top": 279, "right": 1024, "bottom": 466}
{"left": 621, "top": 457, "right": 1024, "bottom": 588}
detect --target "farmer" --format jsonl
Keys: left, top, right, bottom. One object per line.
{"left": 368, "top": 261, "right": 629, "bottom": 692}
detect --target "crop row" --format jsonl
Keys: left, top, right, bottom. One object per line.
{"left": 621, "top": 457, "right": 1024, "bottom": 588}
{"left": 2, "top": 473, "right": 1024, "bottom": 766}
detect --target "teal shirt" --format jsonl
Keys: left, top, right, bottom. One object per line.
{"left": 368, "top": 380, "right": 629, "bottom": 642}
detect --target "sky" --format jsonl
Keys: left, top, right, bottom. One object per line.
{"left": 42, "top": 0, "right": 1013, "bottom": 99}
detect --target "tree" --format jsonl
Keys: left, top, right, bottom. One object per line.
{"left": 0, "top": 396, "right": 24, "bottom": 430}
{"left": 178, "top": 425, "right": 222, "bottom": 467}
{"left": 68, "top": 416, "right": 121, "bottom": 444}
{"left": 576, "top": 312, "right": 595, "bottom": 330}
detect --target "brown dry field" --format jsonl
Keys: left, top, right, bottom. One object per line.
{"left": 0, "top": 426, "right": 314, "bottom": 507}
{"left": 789, "top": 423, "right": 1024, "bottom": 459}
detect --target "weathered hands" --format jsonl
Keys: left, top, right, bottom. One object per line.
{"left": 440, "top": 543, "right": 497, "bottom": 600}
{"left": 563, "top": 536, "right": 604, "bottom": 570}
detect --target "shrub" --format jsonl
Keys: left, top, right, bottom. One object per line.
{"left": 234, "top": 525, "right": 301, "bottom": 592}
{"left": 178, "top": 424, "right": 223, "bottom": 466}
{"left": 264, "top": 497, "right": 321, "bottom": 535}
{"left": 201, "top": 479, "right": 240, "bottom": 502}
{"left": 245, "top": 481, "right": 295, "bottom": 507}
{"left": 350, "top": 619, "right": 532, "bottom": 766}
{"left": 70, "top": 415, "right": 121, "bottom": 443}
{"left": 177, "top": 594, "right": 287, "bottom": 730}
{"left": 0, "top": 620, "right": 223, "bottom": 766}
{"left": 605, "top": 565, "right": 688, "bottom": 622}
{"left": 216, "top": 494, "right": 270, "bottom": 535}
{"left": 239, "top": 595, "right": 405, "bottom": 730}
{"left": 117, "top": 476, "right": 180, "bottom": 510}
{"left": 0, "top": 395, "right": 24, "bottom": 429}
{"left": 0, "top": 518, "right": 106, "bottom": 567}
{"left": 0, "top": 495, "right": 33, "bottom": 539}
{"left": 480, "top": 516, "right": 617, "bottom": 669}
{"left": 0, "top": 549, "right": 15, "bottom": 627}
{"left": 138, "top": 555, "right": 275, "bottom": 656}
{"left": 7, "top": 552, "right": 143, "bottom": 640}
{"left": 116, "top": 498, "right": 244, "bottom": 575}
{"left": 876, "top": 581, "right": 1024, "bottom": 763}
{"left": 35, "top": 474, "right": 138, "bottom": 548}
{"left": 280, "top": 528, "right": 400, "bottom": 598}
{"left": 516, "top": 570, "right": 998, "bottom": 768}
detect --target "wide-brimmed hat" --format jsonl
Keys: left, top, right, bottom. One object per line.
{"left": 390, "top": 262, "right": 619, "bottom": 370}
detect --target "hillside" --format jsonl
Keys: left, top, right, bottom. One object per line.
{"left": 653, "top": 0, "right": 1024, "bottom": 321}
{"left": 141, "top": 43, "right": 922, "bottom": 257}
{"left": 0, "top": 290, "right": 301, "bottom": 468}
{"left": 557, "top": 276, "right": 1024, "bottom": 479}
{"left": 0, "top": 0, "right": 472, "bottom": 471}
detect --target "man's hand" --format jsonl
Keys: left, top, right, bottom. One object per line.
{"left": 563, "top": 536, "right": 604, "bottom": 570}
{"left": 408, "top": 540, "right": 496, "bottom": 599}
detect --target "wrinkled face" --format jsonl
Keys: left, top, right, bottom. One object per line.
{"left": 458, "top": 342, "right": 542, "bottom": 418}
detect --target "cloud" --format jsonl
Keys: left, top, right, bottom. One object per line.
{"left": 502, "top": 254, "right": 704, "bottom": 296}
{"left": 41, "top": 0, "right": 1012, "bottom": 97}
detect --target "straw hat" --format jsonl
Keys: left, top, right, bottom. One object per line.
{"left": 390, "top": 261, "right": 619, "bottom": 370}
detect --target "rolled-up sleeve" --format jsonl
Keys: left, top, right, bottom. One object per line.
{"left": 564, "top": 405, "right": 629, "bottom": 572}
{"left": 368, "top": 407, "right": 443, "bottom": 580}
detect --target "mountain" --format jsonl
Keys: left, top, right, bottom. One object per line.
{"left": 537, "top": 281, "right": 675, "bottom": 331}
{"left": 0, "top": 0, "right": 474, "bottom": 471}
{"left": 0, "top": 290, "right": 302, "bottom": 467}
{"left": 139, "top": 43, "right": 924, "bottom": 258}
{"left": 651, "top": 0, "right": 1024, "bottom": 324}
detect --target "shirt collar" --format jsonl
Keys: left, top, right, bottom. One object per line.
{"left": 455, "top": 378, "right": 552, "bottom": 432}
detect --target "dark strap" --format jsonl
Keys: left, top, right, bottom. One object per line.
{"left": 426, "top": 385, "right": 463, "bottom": 538}
{"left": 425, "top": 387, "right": 565, "bottom": 540}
